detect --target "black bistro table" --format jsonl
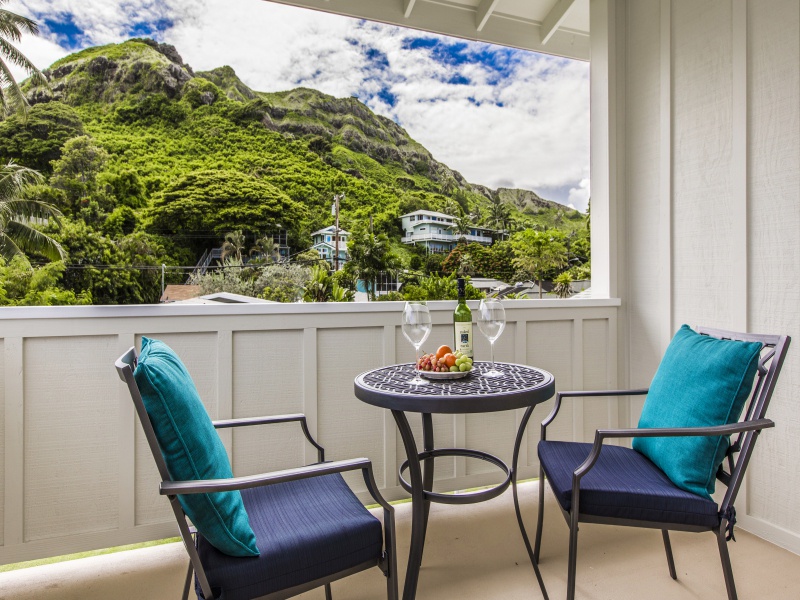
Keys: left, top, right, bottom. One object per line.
{"left": 354, "top": 362, "right": 555, "bottom": 600}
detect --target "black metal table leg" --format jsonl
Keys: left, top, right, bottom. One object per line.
{"left": 393, "top": 410, "right": 425, "bottom": 600}
{"left": 420, "top": 413, "right": 435, "bottom": 563}
{"left": 512, "top": 405, "right": 549, "bottom": 600}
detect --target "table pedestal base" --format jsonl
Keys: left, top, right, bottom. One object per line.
{"left": 392, "top": 409, "right": 549, "bottom": 600}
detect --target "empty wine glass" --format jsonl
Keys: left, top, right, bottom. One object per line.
{"left": 477, "top": 297, "right": 506, "bottom": 377}
{"left": 401, "top": 301, "right": 432, "bottom": 385}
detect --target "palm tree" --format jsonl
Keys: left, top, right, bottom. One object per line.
{"left": 0, "top": 162, "right": 66, "bottom": 262}
{"left": 346, "top": 229, "right": 400, "bottom": 301}
{"left": 249, "top": 235, "right": 281, "bottom": 264}
{"left": 221, "top": 230, "right": 246, "bottom": 262}
{"left": 0, "top": 2, "right": 48, "bottom": 115}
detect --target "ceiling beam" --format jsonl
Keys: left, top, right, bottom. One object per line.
{"left": 403, "top": 0, "right": 418, "bottom": 19}
{"left": 541, "top": 0, "right": 576, "bottom": 44}
{"left": 475, "top": 0, "right": 501, "bottom": 32}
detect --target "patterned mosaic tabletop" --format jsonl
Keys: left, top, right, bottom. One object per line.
{"left": 357, "top": 362, "right": 549, "bottom": 398}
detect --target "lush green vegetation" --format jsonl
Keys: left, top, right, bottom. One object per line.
{"left": 0, "top": 38, "right": 589, "bottom": 304}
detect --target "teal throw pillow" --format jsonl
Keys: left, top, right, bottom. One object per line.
{"left": 134, "top": 337, "right": 259, "bottom": 557}
{"left": 632, "top": 325, "right": 762, "bottom": 500}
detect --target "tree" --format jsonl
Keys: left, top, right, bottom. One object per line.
{"left": 0, "top": 255, "right": 91, "bottom": 305}
{"left": 148, "top": 169, "right": 308, "bottom": 256}
{"left": 0, "top": 102, "right": 85, "bottom": 171}
{"left": 0, "top": 1, "right": 48, "bottom": 115}
{"left": 50, "top": 135, "right": 109, "bottom": 212}
{"left": 345, "top": 229, "right": 400, "bottom": 301}
{"left": 401, "top": 273, "right": 483, "bottom": 301}
{"left": 0, "top": 161, "right": 66, "bottom": 262}
{"left": 221, "top": 230, "right": 246, "bottom": 262}
{"left": 511, "top": 229, "right": 568, "bottom": 299}
{"left": 249, "top": 235, "right": 281, "bottom": 264}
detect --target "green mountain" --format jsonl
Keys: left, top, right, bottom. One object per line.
{"left": 0, "top": 38, "right": 585, "bottom": 304}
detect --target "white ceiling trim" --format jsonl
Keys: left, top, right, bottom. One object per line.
{"left": 541, "top": 0, "right": 577, "bottom": 45}
{"left": 475, "top": 0, "right": 501, "bottom": 32}
{"left": 260, "top": 0, "right": 590, "bottom": 61}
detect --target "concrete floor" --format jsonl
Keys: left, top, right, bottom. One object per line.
{"left": 2, "top": 481, "right": 799, "bottom": 600}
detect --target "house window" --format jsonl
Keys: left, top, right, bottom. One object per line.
{"left": 410, "top": 216, "right": 416, "bottom": 221}
{"left": 420, "top": 227, "right": 426, "bottom": 231}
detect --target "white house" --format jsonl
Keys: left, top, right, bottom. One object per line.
{"left": 400, "top": 209, "right": 494, "bottom": 253}
{"left": 310, "top": 225, "right": 350, "bottom": 269}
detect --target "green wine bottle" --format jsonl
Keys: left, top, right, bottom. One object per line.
{"left": 453, "top": 278, "right": 473, "bottom": 358}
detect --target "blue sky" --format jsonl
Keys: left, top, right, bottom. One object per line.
{"left": 9, "top": 0, "right": 590, "bottom": 210}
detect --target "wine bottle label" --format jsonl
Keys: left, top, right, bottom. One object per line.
{"left": 454, "top": 322, "right": 473, "bottom": 358}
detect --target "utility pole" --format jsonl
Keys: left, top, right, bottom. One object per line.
{"left": 333, "top": 193, "right": 344, "bottom": 271}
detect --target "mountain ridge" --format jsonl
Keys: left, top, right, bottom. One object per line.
{"left": 27, "top": 38, "right": 566, "bottom": 213}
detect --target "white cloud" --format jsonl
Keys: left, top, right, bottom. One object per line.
{"left": 6, "top": 0, "right": 590, "bottom": 208}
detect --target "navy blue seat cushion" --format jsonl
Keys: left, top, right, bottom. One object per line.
{"left": 539, "top": 441, "right": 720, "bottom": 529}
{"left": 196, "top": 473, "right": 383, "bottom": 600}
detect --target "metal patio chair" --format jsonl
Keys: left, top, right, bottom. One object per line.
{"left": 116, "top": 346, "right": 398, "bottom": 600}
{"left": 532, "top": 327, "right": 790, "bottom": 600}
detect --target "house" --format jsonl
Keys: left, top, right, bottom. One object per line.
{"left": 310, "top": 225, "right": 350, "bottom": 269}
{"left": 400, "top": 209, "right": 494, "bottom": 253}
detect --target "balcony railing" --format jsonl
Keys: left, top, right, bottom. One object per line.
{"left": 0, "top": 298, "right": 620, "bottom": 564}
{"left": 401, "top": 232, "right": 494, "bottom": 244}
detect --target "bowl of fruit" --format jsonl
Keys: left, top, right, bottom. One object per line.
{"left": 416, "top": 345, "right": 474, "bottom": 379}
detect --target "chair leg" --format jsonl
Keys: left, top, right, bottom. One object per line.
{"left": 661, "top": 530, "right": 677, "bottom": 580}
{"left": 717, "top": 529, "right": 738, "bottom": 600}
{"left": 566, "top": 514, "right": 579, "bottom": 600}
{"left": 182, "top": 561, "right": 193, "bottom": 600}
{"left": 533, "top": 464, "right": 546, "bottom": 564}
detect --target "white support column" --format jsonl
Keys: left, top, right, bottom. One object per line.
{"left": 403, "top": 0, "right": 417, "bottom": 19}
{"left": 4, "top": 338, "right": 24, "bottom": 546}
{"left": 476, "top": 0, "right": 500, "bottom": 32}
{"left": 590, "top": 0, "right": 620, "bottom": 300}
{"left": 541, "top": 0, "right": 577, "bottom": 44}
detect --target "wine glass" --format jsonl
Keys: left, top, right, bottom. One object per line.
{"left": 477, "top": 297, "right": 506, "bottom": 377}
{"left": 401, "top": 301, "right": 432, "bottom": 385}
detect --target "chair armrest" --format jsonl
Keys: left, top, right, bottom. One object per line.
{"left": 574, "top": 419, "right": 774, "bottom": 481}
{"left": 160, "top": 458, "right": 371, "bottom": 495}
{"left": 213, "top": 413, "right": 325, "bottom": 462}
{"left": 542, "top": 388, "right": 649, "bottom": 437}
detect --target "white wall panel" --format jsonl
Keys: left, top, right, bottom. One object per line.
{"left": 625, "top": 0, "right": 666, "bottom": 413}
{"left": 0, "top": 301, "right": 618, "bottom": 562}
{"left": 582, "top": 319, "right": 611, "bottom": 440}
{"left": 317, "top": 328, "right": 385, "bottom": 492}
{"left": 671, "top": 0, "right": 735, "bottom": 329}
{"left": 231, "top": 330, "right": 304, "bottom": 477}
{"left": 23, "top": 337, "right": 119, "bottom": 541}
{"left": 526, "top": 320, "right": 574, "bottom": 466}
{"left": 134, "top": 333, "right": 217, "bottom": 526}
{"left": 745, "top": 0, "right": 800, "bottom": 535}
{"left": 623, "top": 0, "right": 800, "bottom": 551}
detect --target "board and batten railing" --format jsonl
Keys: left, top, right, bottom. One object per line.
{"left": 0, "top": 298, "right": 620, "bottom": 564}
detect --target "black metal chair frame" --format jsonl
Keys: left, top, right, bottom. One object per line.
{"left": 532, "top": 327, "right": 791, "bottom": 600}
{"left": 116, "top": 347, "right": 398, "bottom": 600}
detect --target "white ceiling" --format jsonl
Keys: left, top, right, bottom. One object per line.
{"left": 260, "top": 0, "right": 591, "bottom": 61}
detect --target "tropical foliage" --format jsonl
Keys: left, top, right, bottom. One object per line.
{"left": 0, "top": 37, "right": 589, "bottom": 304}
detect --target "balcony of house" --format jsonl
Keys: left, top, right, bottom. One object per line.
{"left": 401, "top": 232, "right": 494, "bottom": 246}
